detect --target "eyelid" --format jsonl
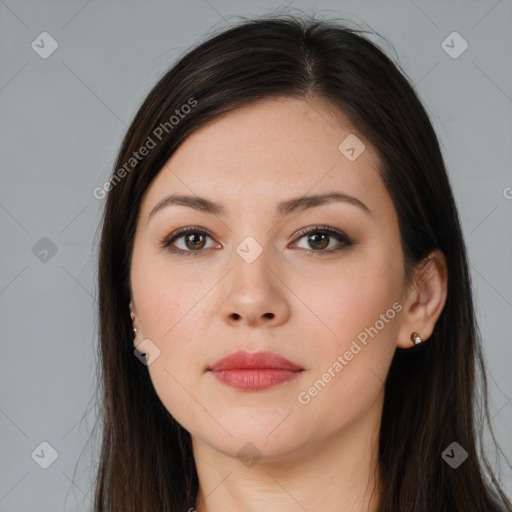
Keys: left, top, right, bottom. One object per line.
{"left": 291, "top": 224, "right": 348, "bottom": 240}
{"left": 161, "top": 225, "right": 213, "bottom": 243}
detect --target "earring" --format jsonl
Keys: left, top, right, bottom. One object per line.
{"left": 410, "top": 332, "right": 423, "bottom": 345}
{"left": 133, "top": 328, "right": 137, "bottom": 337}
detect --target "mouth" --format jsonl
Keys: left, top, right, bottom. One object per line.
{"left": 207, "top": 350, "right": 304, "bottom": 391}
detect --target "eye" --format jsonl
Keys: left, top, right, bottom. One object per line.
{"left": 160, "top": 227, "right": 219, "bottom": 257}
{"left": 290, "top": 225, "right": 353, "bottom": 256}
{"left": 160, "top": 225, "right": 353, "bottom": 258}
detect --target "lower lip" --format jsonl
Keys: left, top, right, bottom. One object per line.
{"left": 209, "top": 369, "right": 303, "bottom": 391}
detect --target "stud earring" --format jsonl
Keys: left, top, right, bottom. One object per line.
{"left": 410, "top": 332, "right": 423, "bottom": 345}
{"left": 133, "top": 328, "right": 137, "bottom": 337}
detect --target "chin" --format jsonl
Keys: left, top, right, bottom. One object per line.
{"left": 192, "top": 416, "right": 311, "bottom": 462}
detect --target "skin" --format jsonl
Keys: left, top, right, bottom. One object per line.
{"left": 129, "top": 97, "right": 447, "bottom": 512}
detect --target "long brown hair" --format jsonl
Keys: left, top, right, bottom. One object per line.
{"left": 93, "top": 12, "right": 512, "bottom": 511}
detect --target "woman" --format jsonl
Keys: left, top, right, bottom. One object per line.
{"left": 94, "top": 12, "right": 511, "bottom": 511}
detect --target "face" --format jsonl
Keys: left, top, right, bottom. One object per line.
{"left": 129, "top": 96, "right": 409, "bottom": 460}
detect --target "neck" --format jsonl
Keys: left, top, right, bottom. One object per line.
{"left": 192, "top": 391, "right": 383, "bottom": 512}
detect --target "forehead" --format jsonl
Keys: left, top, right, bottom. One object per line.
{"left": 139, "top": 97, "right": 390, "bottom": 220}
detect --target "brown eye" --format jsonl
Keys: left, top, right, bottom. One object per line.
{"left": 291, "top": 226, "right": 353, "bottom": 256}
{"left": 161, "top": 227, "right": 219, "bottom": 257}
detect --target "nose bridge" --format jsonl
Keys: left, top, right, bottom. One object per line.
{"left": 229, "top": 205, "right": 275, "bottom": 270}
{"left": 231, "top": 232, "right": 275, "bottom": 293}
{"left": 220, "top": 231, "right": 289, "bottom": 327}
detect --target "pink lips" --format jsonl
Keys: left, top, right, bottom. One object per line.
{"left": 207, "top": 350, "right": 304, "bottom": 391}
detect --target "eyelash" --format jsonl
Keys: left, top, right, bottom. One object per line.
{"left": 159, "top": 225, "right": 354, "bottom": 258}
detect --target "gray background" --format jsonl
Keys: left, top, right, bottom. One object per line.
{"left": 1, "top": 0, "right": 511, "bottom": 510}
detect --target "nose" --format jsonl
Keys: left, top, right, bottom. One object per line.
{"left": 220, "top": 250, "right": 291, "bottom": 329}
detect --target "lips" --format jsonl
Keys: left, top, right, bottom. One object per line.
{"left": 207, "top": 350, "right": 304, "bottom": 391}
{"left": 208, "top": 350, "right": 303, "bottom": 372}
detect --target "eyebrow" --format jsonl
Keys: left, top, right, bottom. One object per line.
{"left": 148, "top": 191, "right": 372, "bottom": 222}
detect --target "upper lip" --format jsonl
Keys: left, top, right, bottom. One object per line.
{"left": 208, "top": 350, "right": 303, "bottom": 371}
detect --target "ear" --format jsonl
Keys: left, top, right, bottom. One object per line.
{"left": 396, "top": 249, "right": 448, "bottom": 349}
{"left": 129, "top": 301, "right": 141, "bottom": 346}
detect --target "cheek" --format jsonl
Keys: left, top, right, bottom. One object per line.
{"left": 294, "top": 289, "right": 400, "bottom": 433}
{"left": 292, "top": 249, "right": 403, "bottom": 350}
{"left": 146, "top": 358, "right": 208, "bottom": 440}
{"left": 292, "top": 251, "right": 403, "bottom": 408}
{"left": 132, "top": 251, "right": 208, "bottom": 339}
{"left": 136, "top": 277, "right": 209, "bottom": 431}
{"left": 131, "top": 255, "right": 210, "bottom": 413}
